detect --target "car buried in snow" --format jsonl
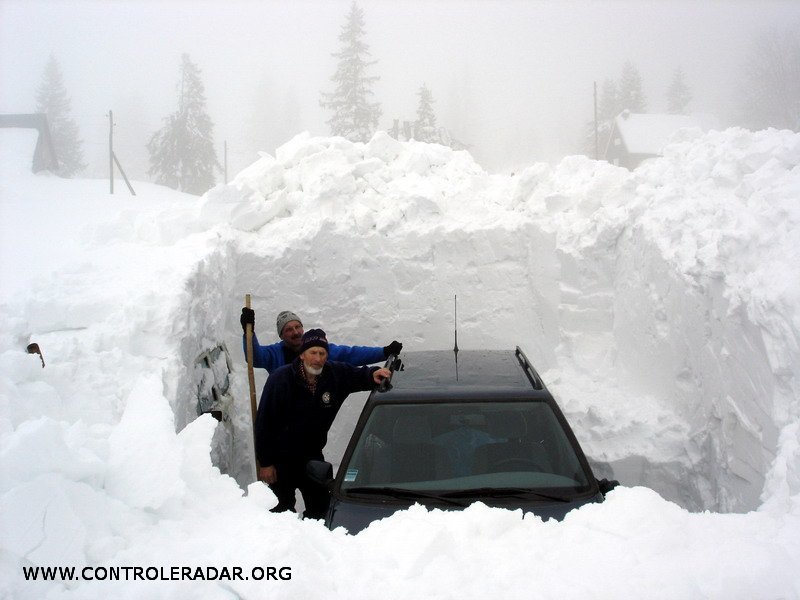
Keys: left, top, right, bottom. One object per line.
{"left": 307, "top": 347, "right": 617, "bottom": 534}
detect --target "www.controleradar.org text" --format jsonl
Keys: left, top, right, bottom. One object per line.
{"left": 23, "top": 565, "right": 292, "bottom": 582}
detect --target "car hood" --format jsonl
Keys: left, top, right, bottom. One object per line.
{"left": 326, "top": 493, "right": 603, "bottom": 535}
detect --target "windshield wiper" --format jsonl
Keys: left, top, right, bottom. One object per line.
{"left": 441, "top": 487, "right": 573, "bottom": 503}
{"left": 344, "top": 486, "right": 470, "bottom": 507}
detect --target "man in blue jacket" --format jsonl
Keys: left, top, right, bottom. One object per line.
{"left": 241, "top": 307, "right": 402, "bottom": 373}
{"left": 255, "top": 329, "right": 391, "bottom": 518}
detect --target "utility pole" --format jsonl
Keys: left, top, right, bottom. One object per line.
{"left": 107, "top": 110, "right": 136, "bottom": 196}
{"left": 594, "top": 81, "right": 599, "bottom": 161}
{"left": 109, "top": 110, "right": 114, "bottom": 194}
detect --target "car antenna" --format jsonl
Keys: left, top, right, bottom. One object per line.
{"left": 453, "top": 294, "right": 459, "bottom": 380}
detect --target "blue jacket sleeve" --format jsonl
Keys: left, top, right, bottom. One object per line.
{"left": 328, "top": 343, "right": 385, "bottom": 366}
{"left": 243, "top": 333, "right": 286, "bottom": 373}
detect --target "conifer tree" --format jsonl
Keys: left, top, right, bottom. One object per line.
{"left": 666, "top": 67, "right": 692, "bottom": 114}
{"left": 597, "top": 78, "right": 622, "bottom": 121}
{"left": 581, "top": 64, "right": 647, "bottom": 157}
{"left": 618, "top": 61, "right": 647, "bottom": 113}
{"left": 35, "top": 54, "right": 86, "bottom": 178}
{"left": 414, "top": 84, "right": 438, "bottom": 143}
{"left": 319, "top": 2, "right": 381, "bottom": 142}
{"left": 738, "top": 25, "right": 800, "bottom": 131}
{"left": 147, "top": 54, "right": 219, "bottom": 195}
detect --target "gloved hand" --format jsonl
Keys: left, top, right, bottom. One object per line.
{"left": 383, "top": 340, "right": 402, "bottom": 357}
{"left": 240, "top": 307, "right": 255, "bottom": 333}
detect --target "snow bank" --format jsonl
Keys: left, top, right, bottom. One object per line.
{"left": 1, "top": 127, "right": 799, "bottom": 598}
{"left": 197, "top": 128, "right": 800, "bottom": 512}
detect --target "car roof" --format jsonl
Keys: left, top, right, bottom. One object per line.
{"left": 372, "top": 348, "right": 551, "bottom": 403}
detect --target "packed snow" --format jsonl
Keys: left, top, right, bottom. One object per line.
{"left": 1, "top": 126, "right": 799, "bottom": 599}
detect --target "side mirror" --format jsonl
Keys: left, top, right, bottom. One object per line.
{"left": 597, "top": 478, "right": 620, "bottom": 496}
{"left": 306, "top": 460, "right": 334, "bottom": 488}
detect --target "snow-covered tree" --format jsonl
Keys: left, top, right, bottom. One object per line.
{"left": 35, "top": 54, "right": 86, "bottom": 177}
{"left": 666, "top": 67, "right": 692, "bottom": 114}
{"left": 738, "top": 25, "right": 800, "bottom": 131}
{"left": 414, "top": 84, "right": 438, "bottom": 143}
{"left": 147, "top": 53, "right": 219, "bottom": 195}
{"left": 618, "top": 61, "right": 647, "bottom": 113}
{"left": 319, "top": 2, "right": 381, "bottom": 142}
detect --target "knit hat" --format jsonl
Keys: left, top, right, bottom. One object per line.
{"left": 300, "top": 329, "right": 329, "bottom": 354}
{"left": 276, "top": 310, "right": 302, "bottom": 337}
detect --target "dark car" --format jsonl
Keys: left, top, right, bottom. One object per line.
{"left": 308, "top": 347, "right": 617, "bottom": 534}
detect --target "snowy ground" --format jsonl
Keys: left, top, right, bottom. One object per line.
{"left": 1, "top": 127, "right": 799, "bottom": 599}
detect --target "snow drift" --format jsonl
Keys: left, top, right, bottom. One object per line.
{"left": 1, "top": 126, "right": 799, "bottom": 599}
{"left": 189, "top": 128, "right": 800, "bottom": 513}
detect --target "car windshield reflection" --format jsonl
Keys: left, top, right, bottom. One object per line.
{"left": 340, "top": 401, "right": 592, "bottom": 495}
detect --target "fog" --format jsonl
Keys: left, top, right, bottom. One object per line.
{"left": 1, "top": 0, "right": 798, "bottom": 178}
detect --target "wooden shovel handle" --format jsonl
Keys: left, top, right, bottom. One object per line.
{"left": 244, "top": 294, "right": 260, "bottom": 472}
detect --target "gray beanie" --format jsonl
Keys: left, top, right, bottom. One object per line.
{"left": 276, "top": 310, "right": 302, "bottom": 337}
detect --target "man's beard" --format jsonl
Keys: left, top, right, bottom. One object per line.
{"left": 305, "top": 364, "right": 323, "bottom": 376}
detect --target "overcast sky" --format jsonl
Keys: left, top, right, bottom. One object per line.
{"left": 2, "top": 0, "right": 799, "bottom": 178}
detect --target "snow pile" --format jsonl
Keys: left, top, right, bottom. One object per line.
{"left": 1, "top": 127, "right": 800, "bottom": 599}
{"left": 199, "top": 128, "right": 800, "bottom": 512}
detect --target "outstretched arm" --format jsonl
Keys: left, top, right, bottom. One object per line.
{"left": 329, "top": 340, "right": 403, "bottom": 366}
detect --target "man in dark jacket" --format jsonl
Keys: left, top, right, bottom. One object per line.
{"left": 255, "top": 328, "right": 391, "bottom": 518}
{"left": 241, "top": 307, "right": 402, "bottom": 373}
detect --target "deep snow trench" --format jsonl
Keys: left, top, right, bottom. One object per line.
{"left": 173, "top": 129, "right": 800, "bottom": 514}
{"left": 4, "top": 127, "right": 800, "bottom": 600}
{"left": 176, "top": 134, "right": 791, "bottom": 512}
{"left": 5, "top": 129, "right": 790, "bottom": 519}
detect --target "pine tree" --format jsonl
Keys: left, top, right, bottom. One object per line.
{"left": 666, "top": 67, "right": 692, "bottom": 114}
{"left": 414, "top": 84, "right": 438, "bottom": 143}
{"left": 147, "top": 54, "right": 219, "bottom": 195}
{"left": 618, "top": 61, "right": 647, "bottom": 113}
{"left": 319, "top": 2, "right": 382, "bottom": 142}
{"left": 738, "top": 25, "right": 800, "bottom": 131}
{"left": 582, "top": 64, "right": 647, "bottom": 157}
{"left": 35, "top": 54, "right": 86, "bottom": 178}
{"left": 597, "top": 78, "right": 622, "bottom": 121}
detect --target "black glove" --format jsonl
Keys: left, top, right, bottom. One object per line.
{"left": 383, "top": 340, "right": 402, "bottom": 357}
{"left": 240, "top": 307, "right": 255, "bottom": 333}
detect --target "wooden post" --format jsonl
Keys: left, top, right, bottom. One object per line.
{"left": 108, "top": 110, "right": 135, "bottom": 196}
{"left": 244, "top": 294, "right": 260, "bottom": 475}
{"left": 113, "top": 152, "right": 136, "bottom": 196}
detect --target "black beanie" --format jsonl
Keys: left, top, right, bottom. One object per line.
{"left": 300, "top": 329, "right": 329, "bottom": 354}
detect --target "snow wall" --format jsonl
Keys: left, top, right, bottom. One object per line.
{"left": 171, "top": 129, "right": 799, "bottom": 514}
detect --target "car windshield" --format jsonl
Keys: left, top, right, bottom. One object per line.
{"left": 340, "top": 401, "right": 592, "bottom": 494}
